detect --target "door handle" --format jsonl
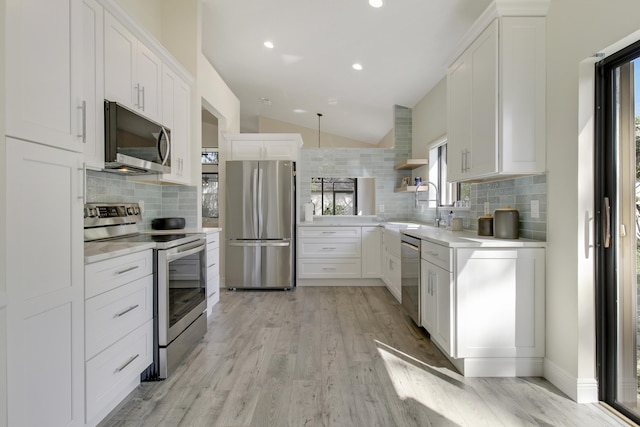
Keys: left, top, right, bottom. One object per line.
{"left": 603, "top": 197, "right": 611, "bottom": 248}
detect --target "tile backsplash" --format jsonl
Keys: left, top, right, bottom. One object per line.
{"left": 86, "top": 170, "right": 198, "bottom": 230}
{"left": 298, "top": 148, "right": 412, "bottom": 220}
{"left": 411, "top": 174, "right": 547, "bottom": 240}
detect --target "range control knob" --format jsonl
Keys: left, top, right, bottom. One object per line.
{"left": 127, "top": 207, "right": 134, "bottom": 215}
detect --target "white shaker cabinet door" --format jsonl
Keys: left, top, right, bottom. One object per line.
{"left": 6, "top": 0, "right": 84, "bottom": 152}
{"left": 104, "top": 13, "right": 137, "bottom": 108}
{"left": 104, "top": 12, "right": 162, "bottom": 122}
{"left": 5, "top": 138, "right": 85, "bottom": 427}
{"left": 82, "top": 0, "right": 105, "bottom": 169}
{"left": 361, "top": 227, "right": 382, "bottom": 278}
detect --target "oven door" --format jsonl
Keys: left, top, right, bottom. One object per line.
{"left": 156, "top": 238, "right": 207, "bottom": 347}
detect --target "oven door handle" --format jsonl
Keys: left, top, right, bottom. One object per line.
{"left": 167, "top": 241, "right": 206, "bottom": 261}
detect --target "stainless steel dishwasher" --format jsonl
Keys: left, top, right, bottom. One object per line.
{"left": 401, "top": 233, "right": 421, "bottom": 325}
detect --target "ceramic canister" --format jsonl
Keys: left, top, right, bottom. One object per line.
{"left": 477, "top": 215, "right": 493, "bottom": 236}
{"left": 494, "top": 206, "right": 519, "bottom": 239}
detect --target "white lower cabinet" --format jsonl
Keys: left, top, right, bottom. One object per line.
{"left": 84, "top": 250, "right": 154, "bottom": 426}
{"left": 382, "top": 228, "right": 401, "bottom": 301}
{"left": 419, "top": 240, "right": 545, "bottom": 377}
{"left": 206, "top": 230, "right": 221, "bottom": 315}
{"left": 361, "top": 226, "right": 382, "bottom": 278}
{"left": 298, "top": 226, "right": 363, "bottom": 279}
{"left": 455, "top": 248, "right": 545, "bottom": 364}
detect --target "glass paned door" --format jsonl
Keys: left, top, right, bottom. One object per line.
{"left": 596, "top": 46, "right": 640, "bottom": 424}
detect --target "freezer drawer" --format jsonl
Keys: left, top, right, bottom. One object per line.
{"left": 226, "top": 240, "right": 293, "bottom": 289}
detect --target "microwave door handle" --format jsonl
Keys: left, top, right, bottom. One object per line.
{"left": 158, "top": 127, "right": 171, "bottom": 166}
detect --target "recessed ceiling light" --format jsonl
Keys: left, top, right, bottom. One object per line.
{"left": 264, "top": 41, "right": 274, "bottom": 49}
{"left": 369, "top": 0, "right": 383, "bottom": 8}
{"left": 293, "top": 109, "right": 307, "bottom": 114}
{"left": 260, "top": 97, "right": 271, "bottom": 105}
{"left": 352, "top": 63, "right": 363, "bottom": 71}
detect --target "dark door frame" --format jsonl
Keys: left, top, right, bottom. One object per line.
{"left": 594, "top": 39, "right": 640, "bottom": 424}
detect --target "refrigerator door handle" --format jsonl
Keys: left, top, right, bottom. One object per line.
{"left": 257, "top": 167, "right": 264, "bottom": 237}
{"left": 227, "top": 240, "right": 290, "bottom": 247}
{"left": 252, "top": 168, "right": 259, "bottom": 237}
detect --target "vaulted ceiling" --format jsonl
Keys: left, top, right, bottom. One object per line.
{"left": 201, "top": 0, "right": 492, "bottom": 144}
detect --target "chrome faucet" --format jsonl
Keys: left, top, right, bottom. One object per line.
{"left": 415, "top": 181, "right": 440, "bottom": 226}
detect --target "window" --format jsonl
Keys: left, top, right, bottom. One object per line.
{"left": 427, "top": 137, "right": 470, "bottom": 207}
{"left": 310, "top": 177, "right": 356, "bottom": 215}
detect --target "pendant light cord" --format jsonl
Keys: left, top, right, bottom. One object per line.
{"left": 317, "top": 113, "right": 323, "bottom": 148}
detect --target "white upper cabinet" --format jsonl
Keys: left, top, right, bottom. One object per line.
{"left": 226, "top": 134, "right": 303, "bottom": 161}
{"left": 82, "top": 0, "right": 105, "bottom": 169}
{"left": 447, "top": 16, "right": 546, "bottom": 182}
{"left": 104, "top": 12, "right": 162, "bottom": 123}
{"left": 162, "top": 65, "right": 192, "bottom": 184}
{"left": 6, "top": 0, "right": 84, "bottom": 152}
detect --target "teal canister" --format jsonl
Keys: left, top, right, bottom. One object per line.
{"left": 494, "top": 206, "right": 519, "bottom": 239}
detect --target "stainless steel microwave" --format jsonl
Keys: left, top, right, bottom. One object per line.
{"left": 104, "top": 100, "right": 171, "bottom": 174}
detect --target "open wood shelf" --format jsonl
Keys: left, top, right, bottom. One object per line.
{"left": 394, "top": 159, "right": 429, "bottom": 170}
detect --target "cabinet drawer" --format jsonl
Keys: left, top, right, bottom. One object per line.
{"left": 85, "top": 319, "right": 153, "bottom": 421}
{"left": 85, "top": 275, "right": 153, "bottom": 359}
{"left": 298, "top": 258, "right": 362, "bottom": 279}
{"left": 207, "top": 275, "right": 220, "bottom": 307}
{"left": 298, "top": 227, "right": 361, "bottom": 238}
{"left": 298, "top": 238, "right": 361, "bottom": 258}
{"left": 85, "top": 250, "right": 153, "bottom": 298}
{"left": 207, "top": 246, "right": 220, "bottom": 273}
{"left": 206, "top": 231, "right": 220, "bottom": 248}
{"left": 421, "top": 240, "right": 450, "bottom": 271}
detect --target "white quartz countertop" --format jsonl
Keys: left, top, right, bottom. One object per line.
{"left": 401, "top": 226, "right": 546, "bottom": 248}
{"left": 299, "top": 220, "right": 545, "bottom": 248}
{"left": 84, "top": 227, "right": 222, "bottom": 264}
{"left": 84, "top": 241, "right": 156, "bottom": 264}
{"left": 298, "top": 221, "right": 383, "bottom": 227}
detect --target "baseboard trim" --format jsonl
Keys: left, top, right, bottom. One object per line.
{"left": 297, "top": 278, "right": 385, "bottom": 286}
{"left": 543, "top": 358, "right": 598, "bottom": 403}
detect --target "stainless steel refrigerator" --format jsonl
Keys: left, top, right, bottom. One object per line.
{"left": 225, "top": 160, "right": 295, "bottom": 289}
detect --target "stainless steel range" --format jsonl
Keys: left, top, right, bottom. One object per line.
{"left": 84, "top": 203, "right": 207, "bottom": 379}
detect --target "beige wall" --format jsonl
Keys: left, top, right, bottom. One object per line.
{"left": 115, "top": 0, "right": 162, "bottom": 40}
{"left": 0, "top": 0, "right": 7, "bottom": 423}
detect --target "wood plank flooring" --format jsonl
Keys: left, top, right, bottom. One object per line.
{"left": 101, "top": 286, "right": 628, "bottom": 427}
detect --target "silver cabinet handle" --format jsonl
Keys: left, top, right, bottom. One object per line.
{"left": 208, "top": 262, "right": 216, "bottom": 268}
{"left": 77, "top": 101, "right": 86, "bottom": 143}
{"left": 134, "top": 84, "right": 141, "bottom": 108}
{"left": 208, "top": 290, "right": 217, "bottom": 298}
{"left": 321, "top": 231, "right": 336, "bottom": 234}
{"left": 140, "top": 86, "right": 145, "bottom": 110}
{"left": 115, "top": 354, "right": 139, "bottom": 373}
{"left": 115, "top": 265, "right": 139, "bottom": 275}
{"left": 322, "top": 247, "right": 337, "bottom": 250}
{"left": 322, "top": 267, "right": 337, "bottom": 271}
{"left": 115, "top": 304, "right": 139, "bottom": 318}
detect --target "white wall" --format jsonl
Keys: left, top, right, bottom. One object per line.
{"left": 545, "top": 0, "right": 640, "bottom": 402}
{"left": 407, "top": 0, "right": 640, "bottom": 403}
{"left": 258, "top": 116, "right": 386, "bottom": 148}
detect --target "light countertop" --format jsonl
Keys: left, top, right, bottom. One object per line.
{"left": 299, "top": 220, "right": 545, "bottom": 248}
{"left": 84, "top": 241, "right": 156, "bottom": 264}
{"left": 84, "top": 227, "right": 222, "bottom": 264}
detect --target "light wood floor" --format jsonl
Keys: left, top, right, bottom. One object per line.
{"left": 102, "top": 286, "right": 628, "bottom": 427}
